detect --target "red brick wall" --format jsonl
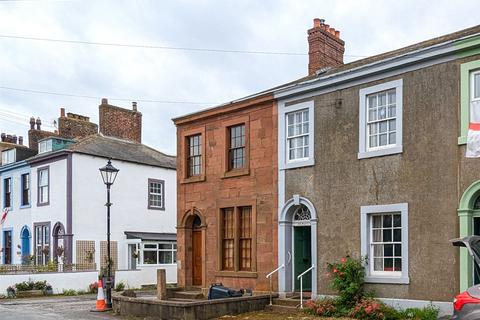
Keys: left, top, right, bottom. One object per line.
{"left": 58, "top": 113, "right": 98, "bottom": 139}
{"left": 99, "top": 99, "right": 142, "bottom": 143}
{"left": 175, "top": 98, "right": 278, "bottom": 293}
{"left": 308, "top": 18, "right": 345, "bottom": 75}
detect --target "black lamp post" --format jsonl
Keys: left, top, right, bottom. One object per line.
{"left": 99, "top": 159, "right": 119, "bottom": 309}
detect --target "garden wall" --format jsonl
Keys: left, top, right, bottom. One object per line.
{"left": 0, "top": 266, "right": 177, "bottom": 295}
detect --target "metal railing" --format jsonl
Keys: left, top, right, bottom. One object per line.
{"left": 266, "top": 264, "right": 284, "bottom": 306}
{"left": 297, "top": 264, "right": 314, "bottom": 309}
{"left": 0, "top": 263, "right": 97, "bottom": 274}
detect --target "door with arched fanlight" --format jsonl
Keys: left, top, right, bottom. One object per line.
{"left": 292, "top": 205, "right": 312, "bottom": 291}
{"left": 20, "top": 226, "right": 31, "bottom": 264}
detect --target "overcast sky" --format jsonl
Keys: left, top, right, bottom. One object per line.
{"left": 0, "top": 0, "right": 479, "bottom": 155}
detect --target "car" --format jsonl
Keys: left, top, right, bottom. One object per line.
{"left": 451, "top": 236, "right": 480, "bottom": 319}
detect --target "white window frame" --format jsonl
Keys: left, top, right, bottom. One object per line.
{"left": 358, "top": 79, "right": 403, "bottom": 159}
{"left": 38, "top": 139, "right": 53, "bottom": 154}
{"left": 139, "top": 241, "right": 177, "bottom": 266}
{"left": 279, "top": 100, "right": 315, "bottom": 170}
{"left": 361, "top": 203, "right": 409, "bottom": 284}
{"left": 1, "top": 149, "right": 16, "bottom": 165}
{"left": 148, "top": 179, "right": 165, "bottom": 210}
{"left": 471, "top": 70, "right": 480, "bottom": 102}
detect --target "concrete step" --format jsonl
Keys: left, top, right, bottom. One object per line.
{"left": 272, "top": 298, "right": 301, "bottom": 307}
{"left": 265, "top": 304, "right": 299, "bottom": 313}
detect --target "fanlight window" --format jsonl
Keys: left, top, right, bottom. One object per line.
{"left": 474, "top": 195, "right": 480, "bottom": 210}
{"left": 293, "top": 205, "right": 311, "bottom": 225}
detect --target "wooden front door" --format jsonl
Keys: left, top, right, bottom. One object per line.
{"left": 192, "top": 230, "right": 202, "bottom": 286}
{"left": 3, "top": 230, "right": 12, "bottom": 265}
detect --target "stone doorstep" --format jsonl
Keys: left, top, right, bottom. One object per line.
{"left": 272, "top": 298, "right": 301, "bottom": 307}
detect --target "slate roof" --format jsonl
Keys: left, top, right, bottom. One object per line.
{"left": 174, "top": 24, "right": 480, "bottom": 122}
{"left": 68, "top": 134, "right": 176, "bottom": 169}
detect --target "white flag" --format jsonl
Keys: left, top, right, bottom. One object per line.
{"left": 466, "top": 100, "right": 480, "bottom": 158}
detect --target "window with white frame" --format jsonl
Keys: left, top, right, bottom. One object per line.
{"left": 38, "top": 139, "right": 53, "bottom": 154}
{"left": 148, "top": 179, "right": 164, "bottom": 210}
{"left": 141, "top": 242, "right": 177, "bottom": 265}
{"left": 1, "top": 149, "right": 15, "bottom": 165}
{"left": 472, "top": 70, "right": 480, "bottom": 101}
{"left": 286, "top": 109, "right": 309, "bottom": 161}
{"left": 360, "top": 203, "right": 409, "bottom": 284}
{"left": 358, "top": 79, "right": 403, "bottom": 159}
{"left": 366, "top": 90, "right": 397, "bottom": 150}
{"left": 38, "top": 168, "right": 49, "bottom": 205}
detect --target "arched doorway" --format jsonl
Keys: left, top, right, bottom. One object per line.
{"left": 192, "top": 215, "right": 202, "bottom": 286}
{"left": 179, "top": 209, "right": 206, "bottom": 288}
{"left": 278, "top": 196, "right": 317, "bottom": 297}
{"left": 52, "top": 222, "right": 65, "bottom": 263}
{"left": 20, "top": 226, "right": 31, "bottom": 265}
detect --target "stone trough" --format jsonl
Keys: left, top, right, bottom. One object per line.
{"left": 112, "top": 269, "right": 273, "bottom": 320}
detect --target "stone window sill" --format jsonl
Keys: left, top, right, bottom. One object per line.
{"left": 215, "top": 271, "right": 258, "bottom": 278}
{"left": 181, "top": 175, "right": 206, "bottom": 184}
{"left": 221, "top": 168, "right": 250, "bottom": 179}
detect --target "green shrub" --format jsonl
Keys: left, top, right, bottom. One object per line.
{"left": 62, "top": 289, "right": 77, "bottom": 296}
{"left": 398, "top": 304, "right": 440, "bottom": 320}
{"left": 115, "top": 281, "right": 125, "bottom": 292}
{"left": 15, "top": 280, "right": 47, "bottom": 291}
{"left": 327, "top": 256, "right": 365, "bottom": 307}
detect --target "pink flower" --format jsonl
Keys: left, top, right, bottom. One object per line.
{"left": 341, "top": 257, "right": 347, "bottom": 263}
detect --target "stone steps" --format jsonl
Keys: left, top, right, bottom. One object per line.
{"left": 265, "top": 304, "right": 299, "bottom": 313}
{"left": 171, "top": 290, "right": 204, "bottom": 300}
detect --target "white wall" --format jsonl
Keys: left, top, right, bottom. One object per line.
{"left": 72, "top": 154, "right": 177, "bottom": 272}
{"left": 116, "top": 265, "right": 177, "bottom": 288}
{"left": 0, "top": 271, "right": 98, "bottom": 295}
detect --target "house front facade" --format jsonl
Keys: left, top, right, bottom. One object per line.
{"left": 173, "top": 94, "right": 278, "bottom": 292}
{"left": 0, "top": 101, "right": 178, "bottom": 282}
{"left": 274, "top": 21, "right": 480, "bottom": 308}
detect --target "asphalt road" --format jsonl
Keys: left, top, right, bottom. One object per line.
{"left": 0, "top": 295, "right": 118, "bottom": 320}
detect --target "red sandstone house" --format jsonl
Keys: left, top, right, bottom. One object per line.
{"left": 173, "top": 94, "right": 278, "bottom": 292}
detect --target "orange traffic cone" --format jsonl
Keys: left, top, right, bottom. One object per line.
{"left": 93, "top": 280, "right": 106, "bottom": 312}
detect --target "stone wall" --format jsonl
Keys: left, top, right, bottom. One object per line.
{"left": 175, "top": 96, "right": 278, "bottom": 293}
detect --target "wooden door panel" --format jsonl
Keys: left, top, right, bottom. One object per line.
{"left": 192, "top": 230, "right": 202, "bottom": 286}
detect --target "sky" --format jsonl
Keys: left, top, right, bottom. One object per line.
{"left": 0, "top": 0, "right": 479, "bottom": 155}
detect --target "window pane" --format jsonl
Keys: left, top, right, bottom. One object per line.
{"left": 379, "top": 121, "right": 387, "bottom": 133}
{"left": 144, "top": 244, "right": 157, "bottom": 249}
{"left": 368, "top": 109, "right": 377, "bottom": 121}
{"left": 393, "top": 229, "right": 402, "bottom": 242}
{"left": 388, "top": 90, "right": 396, "bottom": 104}
{"left": 369, "top": 135, "right": 378, "bottom": 148}
{"left": 389, "top": 119, "right": 396, "bottom": 131}
{"left": 373, "top": 244, "right": 382, "bottom": 257}
{"left": 378, "top": 107, "right": 387, "bottom": 120}
{"left": 388, "top": 105, "right": 396, "bottom": 117}
{"left": 384, "top": 258, "right": 394, "bottom": 271}
{"left": 383, "top": 229, "right": 392, "bottom": 242}
{"left": 372, "top": 216, "right": 382, "bottom": 228}
{"left": 143, "top": 251, "right": 157, "bottom": 264}
{"left": 373, "top": 258, "right": 383, "bottom": 271}
{"left": 287, "top": 114, "right": 294, "bottom": 125}
{"left": 393, "top": 215, "right": 401, "bottom": 227}
{"left": 379, "top": 134, "right": 387, "bottom": 146}
{"left": 394, "top": 244, "right": 402, "bottom": 256}
{"left": 159, "top": 251, "right": 172, "bottom": 264}
{"left": 368, "top": 95, "right": 377, "bottom": 108}
{"left": 378, "top": 92, "right": 386, "bottom": 106}
{"left": 389, "top": 133, "right": 396, "bottom": 145}
{"left": 384, "top": 244, "right": 393, "bottom": 257}
{"left": 372, "top": 230, "right": 382, "bottom": 242}
{"left": 158, "top": 243, "right": 172, "bottom": 249}
{"left": 394, "top": 258, "right": 402, "bottom": 271}
{"left": 475, "top": 73, "right": 480, "bottom": 99}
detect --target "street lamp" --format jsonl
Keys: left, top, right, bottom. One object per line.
{"left": 99, "top": 159, "right": 119, "bottom": 309}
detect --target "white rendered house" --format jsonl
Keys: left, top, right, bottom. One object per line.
{"left": 0, "top": 134, "right": 177, "bottom": 281}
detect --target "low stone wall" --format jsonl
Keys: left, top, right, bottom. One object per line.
{"left": 113, "top": 294, "right": 272, "bottom": 320}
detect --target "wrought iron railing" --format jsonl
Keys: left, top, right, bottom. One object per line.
{"left": 0, "top": 263, "right": 97, "bottom": 274}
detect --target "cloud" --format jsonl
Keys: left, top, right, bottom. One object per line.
{"left": 0, "top": 0, "right": 479, "bottom": 154}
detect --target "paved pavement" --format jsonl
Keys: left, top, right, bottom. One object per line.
{"left": 0, "top": 295, "right": 119, "bottom": 320}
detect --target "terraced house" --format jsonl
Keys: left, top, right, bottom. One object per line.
{"left": 274, "top": 20, "right": 480, "bottom": 312}
{"left": 0, "top": 101, "right": 178, "bottom": 289}
{"left": 175, "top": 19, "right": 480, "bottom": 313}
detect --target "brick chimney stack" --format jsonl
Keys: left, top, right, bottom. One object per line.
{"left": 308, "top": 18, "right": 345, "bottom": 75}
{"left": 99, "top": 98, "right": 142, "bottom": 143}
{"left": 57, "top": 107, "right": 98, "bottom": 139}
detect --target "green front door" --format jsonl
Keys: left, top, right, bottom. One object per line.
{"left": 294, "top": 226, "right": 311, "bottom": 291}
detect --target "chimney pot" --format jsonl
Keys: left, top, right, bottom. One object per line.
{"left": 319, "top": 18, "right": 325, "bottom": 25}
{"left": 18, "top": 136, "right": 23, "bottom": 145}
{"left": 36, "top": 117, "right": 42, "bottom": 131}
{"left": 6, "top": 135, "right": 12, "bottom": 143}
{"left": 12, "top": 135, "right": 17, "bottom": 144}
{"left": 60, "top": 107, "right": 65, "bottom": 117}
{"left": 313, "top": 18, "right": 321, "bottom": 28}
{"left": 30, "top": 117, "right": 36, "bottom": 130}
{"left": 101, "top": 98, "right": 108, "bottom": 105}
{"left": 1, "top": 133, "right": 5, "bottom": 142}
{"left": 335, "top": 30, "right": 340, "bottom": 38}
{"left": 132, "top": 101, "right": 137, "bottom": 111}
